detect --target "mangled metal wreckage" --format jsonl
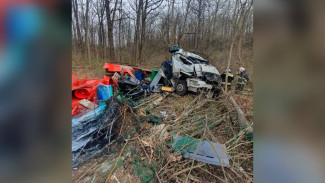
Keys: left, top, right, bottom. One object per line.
{"left": 156, "top": 45, "right": 221, "bottom": 96}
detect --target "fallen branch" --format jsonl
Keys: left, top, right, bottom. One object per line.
{"left": 222, "top": 88, "right": 253, "bottom": 133}
{"left": 189, "top": 117, "right": 224, "bottom": 137}
{"left": 138, "top": 137, "right": 151, "bottom": 163}
{"left": 105, "top": 138, "right": 136, "bottom": 183}
{"left": 171, "top": 164, "right": 205, "bottom": 178}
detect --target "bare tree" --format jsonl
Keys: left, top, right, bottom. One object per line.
{"left": 71, "top": 0, "right": 253, "bottom": 72}
{"left": 133, "top": 0, "right": 143, "bottom": 65}
{"left": 169, "top": 0, "right": 176, "bottom": 45}
{"left": 85, "top": 0, "right": 91, "bottom": 65}
{"left": 137, "top": 0, "right": 163, "bottom": 64}
{"left": 177, "top": 0, "right": 192, "bottom": 45}
{"left": 237, "top": 0, "right": 253, "bottom": 65}
{"left": 106, "top": 0, "right": 119, "bottom": 61}
{"left": 72, "top": 0, "right": 82, "bottom": 51}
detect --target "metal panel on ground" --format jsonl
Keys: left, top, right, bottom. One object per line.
{"left": 173, "top": 135, "right": 230, "bottom": 167}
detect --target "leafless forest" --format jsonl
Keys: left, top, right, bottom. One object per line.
{"left": 72, "top": 0, "right": 253, "bottom": 73}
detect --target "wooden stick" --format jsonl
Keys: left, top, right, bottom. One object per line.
{"left": 138, "top": 137, "right": 151, "bottom": 163}
{"left": 105, "top": 137, "right": 137, "bottom": 183}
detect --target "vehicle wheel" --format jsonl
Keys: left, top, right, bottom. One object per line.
{"left": 214, "top": 87, "right": 221, "bottom": 97}
{"left": 175, "top": 80, "right": 188, "bottom": 96}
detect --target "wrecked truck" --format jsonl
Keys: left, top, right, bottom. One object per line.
{"left": 156, "top": 45, "right": 222, "bottom": 96}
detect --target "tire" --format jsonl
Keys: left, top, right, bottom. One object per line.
{"left": 214, "top": 87, "right": 221, "bottom": 97}
{"left": 175, "top": 80, "right": 188, "bottom": 96}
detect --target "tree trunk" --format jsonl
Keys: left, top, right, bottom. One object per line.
{"left": 237, "top": 1, "right": 253, "bottom": 66}
{"left": 169, "top": 0, "right": 176, "bottom": 45}
{"left": 108, "top": 23, "right": 115, "bottom": 60}
{"left": 178, "top": 0, "right": 192, "bottom": 45}
{"left": 229, "top": 95, "right": 253, "bottom": 132}
{"left": 133, "top": 0, "right": 143, "bottom": 65}
{"left": 118, "top": 0, "right": 123, "bottom": 62}
{"left": 106, "top": 0, "right": 118, "bottom": 61}
{"left": 225, "top": 0, "right": 239, "bottom": 92}
{"left": 85, "top": 0, "right": 91, "bottom": 66}
{"left": 195, "top": 0, "right": 203, "bottom": 49}
{"left": 72, "top": 19, "right": 77, "bottom": 51}
{"left": 72, "top": 0, "right": 82, "bottom": 51}
{"left": 138, "top": 0, "right": 148, "bottom": 64}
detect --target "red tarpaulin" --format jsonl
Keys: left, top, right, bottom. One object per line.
{"left": 72, "top": 63, "right": 152, "bottom": 116}
{"left": 71, "top": 75, "right": 113, "bottom": 116}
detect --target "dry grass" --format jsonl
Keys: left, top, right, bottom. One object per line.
{"left": 72, "top": 90, "right": 254, "bottom": 183}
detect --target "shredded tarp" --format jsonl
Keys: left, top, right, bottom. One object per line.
{"left": 117, "top": 77, "right": 150, "bottom": 100}
{"left": 72, "top": 97, "right": 121, "bottom": 168}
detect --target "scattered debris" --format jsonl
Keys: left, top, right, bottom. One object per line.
{"left": 97, "top": 84, "right": 113, "bottom": 101}
{"left": 79, "top": 99, "right": 97, "bottom": 109}
{"left": 172, "top": 135, "right": 230, "bottom": 167}
{"left": 72, "top": 76, "right": 112, "bottom": 116}
{"left": 72, "top": 57, "right": 253, "bottom": 182}
{"left": 103, "top": 63, "right": 151, "bottom": 78}
{"left": 72, "top": 98, "right": 121, "bottom": 167}
{"left": 149, "top": 72, "right": 162, "bottom": 93}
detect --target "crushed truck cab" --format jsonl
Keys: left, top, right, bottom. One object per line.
{"left": 159, "top": 45, "right": 221, "bottom": 95}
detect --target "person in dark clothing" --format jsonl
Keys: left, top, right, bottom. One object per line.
{"left": 236, "top": 67, "right": 250, "bottom": 92}
{"left": 221, "top": 69, "right": 234, "bottom": 91}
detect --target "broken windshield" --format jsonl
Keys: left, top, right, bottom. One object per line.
{"left": 187, "top": 56, "right": 209, "bottom": 65}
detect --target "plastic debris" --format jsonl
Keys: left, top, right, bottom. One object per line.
{"left": 79, "top": 99, "right": 97, "bottom": 109}
{"left": 148, "top": 115, "right": 163, "bottom": 124}
{"left": 150, "top": 69, "right": 159, "bottom": 81}
{"left": 97, "top": 84, "right": 113, "bottom": 101}
{"left": 117, "top": 77, "right": 147, "bottom": 100}
{"left": 129, "top": 77, "right": 140, "bottom": 85}
{"left": 161, "top": 86, "right": 172, "bottom": 92}
{"left": 103, "top": 63, "right": 152, "bottom": 78}
{"left": 72, "top": 77, "right": 112, "bottom": 116}
{"left": 135, "top": 70, "right": 143, "bottom": 81}
{"left": 160, "top": 111, "right": 167, "bottom": 118}
{"left": 103, "top": 63, "right": 136, "bottom": 77}
{"left": 150, "top": 72, "right": 162, "bottom": 93}
{"left": 72, "top": 98, "right": 121, "bottom": 168}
